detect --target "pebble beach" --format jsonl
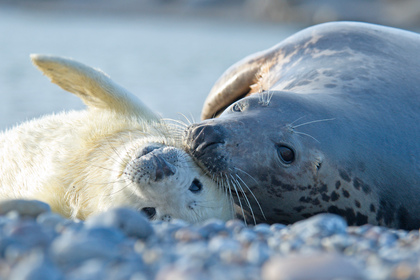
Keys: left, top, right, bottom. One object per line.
{"left": 1, "top": 199, "right": 419, "bottom": 280}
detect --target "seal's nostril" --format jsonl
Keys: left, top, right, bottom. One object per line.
{"left": 153, "top": 156, "right": 175, "bottom": 181}
{"left": 185, "top": 124, "right": 226, "bottom": 154}
{"left": 141, "top": 207, "right": 156, "bottom": 219}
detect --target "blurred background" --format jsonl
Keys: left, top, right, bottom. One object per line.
{"left": 0, "top": 0, "right": 419, "bottom": 130}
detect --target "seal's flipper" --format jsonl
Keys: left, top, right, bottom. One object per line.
{"left": 30, "top": 54, "right": 160, "bottom": 122}
{"left": 201, "top": 48, "right": 275, "bottom": 120}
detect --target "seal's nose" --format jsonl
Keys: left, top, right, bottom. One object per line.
{"left": 183, "top": 123, "right": 228, "bottom": 173}
{"left": 152, "top": 154, "right": 175, "bottom": 181}
{"left": 124, "top": 150, "right": 176, "bottom": 184}
{"left": 184, "top": 123, "right": 226, "bottom": 157}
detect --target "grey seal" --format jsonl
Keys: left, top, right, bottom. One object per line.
{"left": 183, "top": 21, "right": 420, "bottom": 229}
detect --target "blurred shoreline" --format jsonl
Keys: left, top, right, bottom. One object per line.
{"left": 1, "top": 0, "right": 420, "bottom": 29}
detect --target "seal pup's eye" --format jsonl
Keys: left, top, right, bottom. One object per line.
{"left": 189, "top": 179, "right": 203, "bottom": 193}
{"left": 141, "top": 207, "right": 156, "bottom": 219}
{"left": 277, "top": 145, "right": 295, "bottom": 164}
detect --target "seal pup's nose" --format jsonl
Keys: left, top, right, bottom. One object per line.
{"left": 124, "top": 148, "right": 177, "bottom": 184}
{"left": 151, "top": 154, "right": 175, "bottom": 181}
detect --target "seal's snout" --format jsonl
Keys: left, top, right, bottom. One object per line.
{"left": 184, "top": 123, "right": 226, "bottom": 155}
{"left": 151, "top": 154, "right": 175, "bottom": 180}
{"left": 184, "top": 123, "right": 227, "bottom": 173}
{"left": 124, "top": 147, "right": 177, "bottom": 184}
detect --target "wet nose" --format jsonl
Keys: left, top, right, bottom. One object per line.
{"left": 184, "top": 123, "right": 227, "bottom": 158}
{"left": 152, "top": 155, "right": 175, "bottom": 181}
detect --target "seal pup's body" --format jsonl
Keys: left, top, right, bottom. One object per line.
{"left": 184, "top": 22, "right": 420, "bottom": 229}
{"left": 0, "top": 55, "right": 233, "bottom": 222}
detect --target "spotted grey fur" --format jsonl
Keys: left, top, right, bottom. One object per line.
{"left": 184, "top": 22, "right": 420, "bottom": 230}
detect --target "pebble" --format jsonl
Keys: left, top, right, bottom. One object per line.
{"left": 0, "top": 199, "right": 50, "bottom": 218}
{"left": 0, "top": 199, "right": 420, "bottom": 280}
{"left": 85, "top": 207, "right": 154, "bottom": 239}
{"left": 262, "top": 253, "right": 365, "bottom": 280}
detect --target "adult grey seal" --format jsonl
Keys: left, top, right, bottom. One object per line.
{"left": 183, "top": 21, "right": 420, "bottom": 229}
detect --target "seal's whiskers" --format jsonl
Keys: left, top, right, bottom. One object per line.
{"left": 231, "top": 174, "right": 257, "bottom": 225}
{"left": 293, "top": 131, "right": 321, "bottom": 143}
{"left": 225, "top": 174, "right": 246, "bottom": 225}
{"left": 217, "top": 175, "right": 236, "bottom": 219}
{"left": 234, "top": 172, "right": 266, "bottom": 220}
{"left": 258, "top": 90, "right": 274, "bottom": 107}
{"left": 292, "top": 118, "right": 335, "bottom": 129}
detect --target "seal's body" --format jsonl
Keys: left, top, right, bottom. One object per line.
{"left": 0, "top": 55, "right": 233, "bottom": 222}
{"left": 184, "top": 22, "right": 420, "bottom": 229}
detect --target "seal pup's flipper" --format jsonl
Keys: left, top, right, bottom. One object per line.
{"left": 30, "top": 54, "right": 160, "bottom": 122}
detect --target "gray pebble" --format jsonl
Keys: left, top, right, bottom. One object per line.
{"left": 270, "top": 223, "right": 286, "bottom": 232}
{"left": 36, "top": 212, "right": 69, "bottom": 229}
{"left": 236, "top": 227, "right": 257, "bottom": 244}
{"left": 8, "top": 250, "right": 61, "bottom": 280}
{"left": 247, "top": 241, "right": 270, "bottom": 265}
{"left": 262, "top": 253, "right": 366, "bottom": 280}
{"left": 50, "top": 228, "right": 122, "bottom": 267}
{"left": 225, "top": 219, "right": 246, "bottom": 233}
{"left": 66, "top": 259, "right": 107, "bottom": 280}
{"left": 85, "top": 207, "right": 154, "bottom": 239}
{"left": 290, "top": 213, "right": 347, "bottom": 239}
{"left": 197, "top": 218, "right": 227, "bottom": 238}
{"left": 3, "top": 220, "right": 54, "bottom": 250}
{"left": 0, "top": 199, "right": 50, "bottom": 218}
{"left": 253, "top": 223, "right": 272, "bottom": 236}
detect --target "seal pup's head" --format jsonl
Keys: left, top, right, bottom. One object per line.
{"left": 109, "top": 135, "right": 234, "bottom": 223}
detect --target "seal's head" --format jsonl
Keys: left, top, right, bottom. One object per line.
{"left": 110, "top": 138, "right": 234, "bottom": 223}
{"left": 184, "top": 92, "right": 335, "bottom": 224}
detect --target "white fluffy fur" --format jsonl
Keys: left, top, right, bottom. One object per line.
{"left": 0, "top": 55, "right": 233, "bottom": 222}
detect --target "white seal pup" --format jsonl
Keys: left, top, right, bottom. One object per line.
{"left": 0, "top": 55, "right": 234, "bottom": 222}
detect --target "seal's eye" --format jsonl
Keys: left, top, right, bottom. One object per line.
{"left": 232, "top": 103, "right": 241, "bottom": 112}
{"left": 189, "top": 179, "right": 203, "bottom": 193}
{"left": 141, "top": 207, "right": 156, "bottom": 219}
{"left": 277, "top": 145, "right": 295, "bottom": 164}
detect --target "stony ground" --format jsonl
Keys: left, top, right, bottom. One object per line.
{"left": 0, "top": 199, "right": 419, "bottom": 280}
